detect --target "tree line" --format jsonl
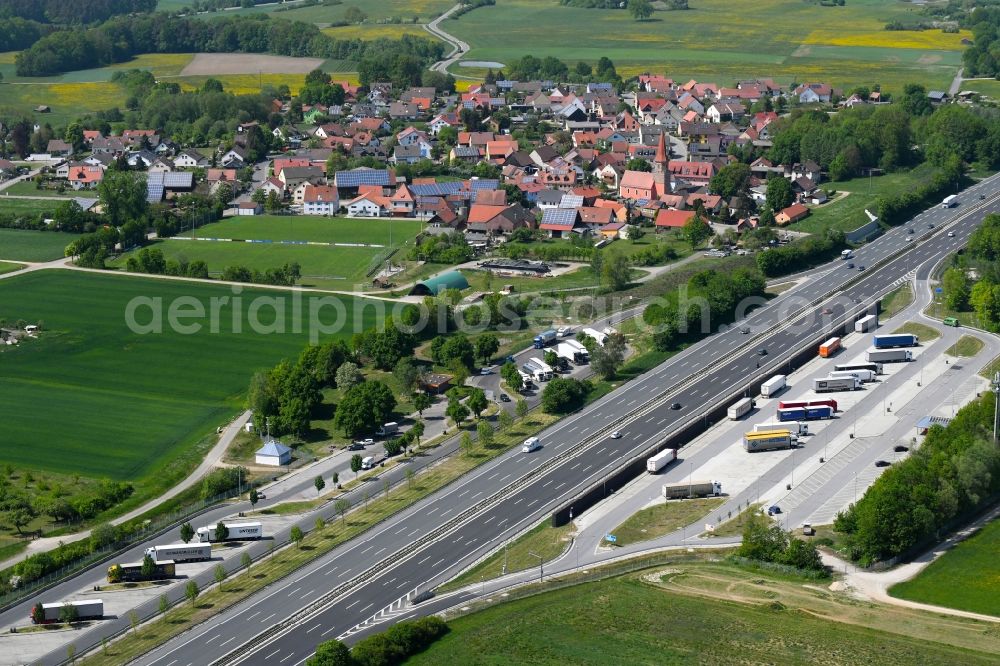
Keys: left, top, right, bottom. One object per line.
{"left": 15, "top": 13, "right": 444, "bottom": 77}
{"left": 943, "top": 213, "right": 1000, "bottom": 330}
{"left": 963, "top": 5, "right": 1000, "bottom": 77}
{"left": 755, "top": 230, "right": 846, "bottom": 277}
{"left": 833, "top": 393, "right": 1000, "bottom": 565}
{"left": 0, "top": 0, "right": 155, "bottom": 25}
{"left": 306, "top": 617, "right": 448, "bottom": 666}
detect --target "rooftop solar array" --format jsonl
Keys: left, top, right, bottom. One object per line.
{"left": 541, "top": 208, "right": 578, "bottom": 227}
{"left": 470, "top": 179, "right": 499, "bottom": 191}
{"left": 411, "top": 182, "right": 463, "bottom": 197}
{"left": 335, "top": 169, "right": 392, "bottom": 187}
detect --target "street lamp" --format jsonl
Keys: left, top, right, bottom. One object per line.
{"left": 528, "top": 551, "right": 543, "bottom": 583}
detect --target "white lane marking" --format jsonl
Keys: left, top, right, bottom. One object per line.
{"left": 246, "top": 612, "right": 260, "bottom": 621}
{"left": 345, "top": 599, "right": 360, "bottom": 610}
{"left": 307, "top": 624, "right": 321, "bottom": 634}
{"left": 205, "top": 634, "right": 220, "bottom": 644}
{"left": 261, "top": 613, "right": 276, "bottom": 624}
{"left": 433, "top": 558, "right": 445, "bottom": 567}
{"left": 220, "top": 636, "right": 237, "bottom": 647}
{"left": 265, "top": 649, "right": 281, "bottom": 660}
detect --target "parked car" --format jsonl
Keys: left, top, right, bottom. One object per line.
{"left": 893, "top": 445, "right": 909, "bottom": 453}
{"left": 875, "top": 460, "right": 891, "bottom": 468}
{"left": 499, "top": 393, "right": 511, "bottom": 403}
{"left": 767, "top": 505, "right": 782, "bottom": 515}
{"left": 480, "top": 367, "right": 491, "bottom": 376}
{"left": 348, "top": 442, "right": 365, "bottom": 451}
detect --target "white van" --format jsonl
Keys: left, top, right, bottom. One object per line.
{"left": 521, "top": 437, "right": 541, "bottom": 453}
{"left": 361, "top": 456, "right": 376, "bottom": 470}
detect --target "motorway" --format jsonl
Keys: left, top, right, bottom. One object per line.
{"left": 23, "top": 177, "right": 999, "bottom": 665}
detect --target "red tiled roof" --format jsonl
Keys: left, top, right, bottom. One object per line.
{"left": 655, "top": 209, "right": 705, "bottom": 228}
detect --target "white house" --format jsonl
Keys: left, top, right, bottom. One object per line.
{"left": 255, "top": 438, "right": 292, "bottom": 466}
{"left": 173, "top": 150, "right": 208, "bottom": 168}
{"left": 345, "top": 193, "right": 386, "bottom": 217}
{"left": 301, "top": 184, "right": 339, "bottom": 215}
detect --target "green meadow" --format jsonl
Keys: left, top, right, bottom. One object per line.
{"left": 0, "top": 270, "right": 373, "bottom": 486}
{"left": 0, "top": 229, "right": 80, "bottom": 262}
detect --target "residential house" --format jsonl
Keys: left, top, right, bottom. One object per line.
{"left": 174, "top": 149, "right": 209, "bottom": 168}
{"left": 389, "top": 184, "right": 415, "bottom": 216}
{"left": 793, "top": 83, "right": 832, "bottom": 104}
{"left": 68, "top": 164, "right": 104, "bottom": 190}
{"left": 301, "top": 184, "right": 340, "bottom": 215}
{"left": 220, "top": 146, "right": 248, "bottom": 168}
{"left": 706, "top": 103, "right": 744, "bottom": 124}
{"left": 578, "top": 206, "right": 614, "bottom": 233}
{"left": 392, "top": 144, "right": 425, "bottom": 165}
{"left": 539, "top": 207, "right": 582, "bottom": 238}
{"left": 46, "top": 140, "right": 72, "bottom": 157}
{"left": 257, "top": 177, "right": 285, "bottom": 199}
{"left": 278, "top": 165, "right": 324, "bottom": 191}
{"left": 237, "top": 201, "right": 262, "bottom": 216}
{"left": 655, "top": 209, "right": 706, "bottom": 230}
{"left": 428, "top": 112, "right": 462, "bottom": 136}
{"left": 345, "top": 191, "right": 389, "bottom": 217}
{"left": 396, "top": 127, "right": 433, "bottom": 158}
{"left": 388, "top": 102, "right": 421, "bottom": 120}
{"left": 148, "top": 157, "right": 174, "bottom": 174}
{"left": 666, "top": 160, "right": 716, "bottom": 186}
{"left": 449, "top": 145, "right": 481, "bottom": 164}
{"left": 775, "top": 203, "right": 810, "bottom": 225}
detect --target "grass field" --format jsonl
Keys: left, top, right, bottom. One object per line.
{"left": 0, "top": 229, "right": 80, "bottom": 261}
{"left": 0, "top": 260, "right": 22, "bottom": 274}
{"left": 414, "top": 567, "right": 1000, "bottom": 665}
{"left": 1, "top": 181, "right": 79, "bottom": 198}
{"left": 0, "top": 270, "right": 370, "bottom": 485}
{"left": 889, "top": 517, "right": 1000, "bottom": 617}
{"left": 794, "top": 164, "right": 938, "bottom": 235}
{"left": 611, "top": 497, "right": 725, "bottom": 545}
{"left": 445, "top": 0, "right": 965, "bottom": 93}
{"left": 194, "top": 0, "right": 453, "bottom": 23}
{"left": 894, "top": 321, "right": 940, "bottom": 342}
{"left": 945, "top": 335, "right": 984, "bottom": 357}
{"left": 0, "top": 197, "right": 66, "bottom": 218}
{"left": 881, "top": 283, "right": 913, "bottom": 319}
{"left": 116, "top": 216, "right": 425, "bottom": 288}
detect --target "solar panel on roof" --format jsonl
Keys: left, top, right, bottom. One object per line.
{"left": 411, "top": 182, "right": 463, "bottom": 197}
{"left": 146, "top": 172, "right": 164, "bottom": 186}
{"left": 541, "top": 208, "right": 578, "bottom": 226}
{"left": 146, "top": 183, "right": 164, "bottom": 203}
{"left": 470, "top": 179, "right": 499, "bottom": 191}
{"left": 335, "top": 169, "right": 391, "bottom": 187}
{"left": 162, "top": 172, "right": 193, "bottom": 188}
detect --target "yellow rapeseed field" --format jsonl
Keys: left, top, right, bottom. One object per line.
{"left": 322, "top": 24, "right": 431, "bottom": 41}
{"left": 804, "top": 29, "right": 972, "bottom": 51}
{"left": 106, "top": 53, "right": 195, "bottom": 77}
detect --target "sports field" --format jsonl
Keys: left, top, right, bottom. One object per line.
{"left": 117, "top": 216, "right": 423, "bottom": 288}
{"left": 0, "top": 229, "right": 80, "bottom": 262}
{"left": 0, "top": 270, "right": 371, "bottom": 485}
{"left": 446, "top": 0, "right": 967, "bottom": 93}
{"left": 889, "top": 517, "right": 1000, "bottom": 617}
{"left": 413, "top": 568, "right": 999, "bottom": 665}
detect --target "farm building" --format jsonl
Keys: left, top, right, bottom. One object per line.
{"left": 255, "top": 438, "right": 292, "bottom": 466}
{"left": 409, "top": 271, "right": 469, "bottom": 296}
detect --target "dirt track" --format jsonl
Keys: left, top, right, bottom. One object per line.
{"left": 180, "top": 53, "right": 325, "bottom": 76}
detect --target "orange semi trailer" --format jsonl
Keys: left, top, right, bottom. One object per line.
{"left": 818, "top": 336, "right": 841, "bottom": 358}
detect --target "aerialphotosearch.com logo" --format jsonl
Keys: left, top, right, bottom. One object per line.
{"left": 124, "top": 284, "right": 856, "bottom": 344}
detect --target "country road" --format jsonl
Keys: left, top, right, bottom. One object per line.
{"left": 425, "top": 4, "right": 470, "bottom": 74}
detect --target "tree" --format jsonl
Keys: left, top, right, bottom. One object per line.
{"left": 516, "top": 398, "right": 529, "bottom": 420}
{"left": 709, "top": 162, "right": 751, "bottom": 198}
{"left": 335, "top": 361, "right": 362, "bottom": 390}
{"left": 625, "top": 157, "right": 652, "bottom": 172}
{"left": 98, "top": 169, "right": 148, "bottom": 227}
{"left": 411, "top": 420, "right": 425, "bottom": 448}
{"left": 334, "top": 381, "right": 397, "bottom": 437}
{"left": 942, "top": 267, "right": 970, "bottom": 311}
{"left": 351, "top": 454, "right": 364, "bottom": 479}
{"left": 765, "top": 176, "right": 794, "bottom": 213}
{"left": 158, "top": 594, "right": 169, "bottom": 616}
{"left": 541, "top": 377, "right": 590, "bottom": 414}
{"left": 601, "top": 250, "right": 632, "bottom": 291}
{"left": 405, "top": 467, "right": 415, "bottom": 489}
{"left": 332, "top": 471, "right": 340, "bottom": 488}
{"left": 129, "top": 609, "right": 139, "bottom": 634}
{"left": 141, "top": 553, "right": 156, "bottom": 580}
{"left": 185, "top": 580, "right": 199, "bottom": 604}
{"left": 335, "top": 498, "right": 350, "bottom": 523}
{"left": 345, "top": 6, "right": 367, "bottom": 23}
{"left": 291, "top": 525, "right": 304, "bottom": 548}
{"left": 59, "top": 602, "right": 80, "bottom": 624}
{"left": 446, "top": 397, "right": 470, "bottom": 426}
{"left": 477, "top": 419, "right": 494, "bottom": 447}
{"left": 4, "top": 496, "right": 36, "bottom": 534}
{"left": 544, "top": 350, "right": 559, "bottom": 367}
{"left": 413, "top": 392, "right": 433, "bottom": 417}
{"left": 180, "top": 522, "right": 194, "bottom": 544}
{"left": 474, "top": 333, "right": 500, "bottom": 365}
{"left": 460, "top": 431, "right": 473, "bottom": 455}
{"left": 240, "top": 551, "right": 252, "bottom": 573}
{"left": 467, "top": 388, "right": 488, "bottom": 418}
{"left": 314, "top": 475, "right": 326, "bottom": 494}
{"left": 682, "top": 215, "right": 712, "bottom": 248}
{"left": 214, "top": 563, "right": 227, "bottom": 591}
{"left": 306, "top": 639, "right": 353, "bottom": 666}
{"left": 384, "top": 438, "right": 403, "bottom": 457}
{"left": 393, "top": 357, "right": 419, "bottom": 395}
{"left": 31, "top": 603, "right": 44, "bottom": 624}
{"left": 498, "top": 409, "right": 514, "bottom": 432}
{"left": 629, "top": 0, "right": 654, "bottom": 21}
{"left": 215, "top": 521, "right": 229, "bottom": 542}
{"left": 249, "top": 488, "right": 259, "bottom": 507}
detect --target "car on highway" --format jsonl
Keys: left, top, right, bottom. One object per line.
{"left": 757, "top": 348, "right": 768, "bottom": 356}
{"left": 670, "top": 402, "right": 682, "bottom": 410}
{"left": 858, "top": 265, "right": 866, "bottom": 271}
{"left": 928, "top": 223, "right": 935, "bottom": 228}
{"left": 875, "top": 460, "right": 891, "bottom": 467}
{"left": 610, "top": 431, "right": 622, "bottom": 439}
{"left": 740, "top": 326, "right": 750, "bottom": 334}
{"left": 893, "top": 445, "right": 909, "bottom": 453}
{"left": 846, "top": 262, "right": 855, "bottom": 269}
{"left": 906, "top": 236, "right": 912, "bottom": 242}
{"left": 499, "top": 393, "right": 510, "bottom": 402}
{"left": 767, "top": 505, "right": 782, "bottom": 515}
{"left": 907, "top": 228, "right": 914, "bottom": 234}
{"left": 820, "top": 307, "right": 832, "bottom": 315}
{"left": 521, "top": 437, "right": 541, "bottom": 453}
{"left": 948, "top": 231, "right": 955, "bottom": 237}
{"left": 980, "top": 193, "right": 987, "bottom": 200}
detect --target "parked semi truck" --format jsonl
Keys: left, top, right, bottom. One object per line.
{"left": 777, "top": 405, "right": 834, "bottom": 421}
{"left": 32, "top": 599, "right": 103, "bottom": 624}
{"left": 755, "top": 421, "right": 809, "bottom": 436}
{"left": 813, "top": 377, "right": 861, "bottom": 392}
{"left": 195, "top": 521, "right": 263, "bottom": 543}
{"left": 646, "top": 448, "right": 677, "bottom": 473}
{"left": 581, "top": 327, "right": 607, "bottom": 347}
{"left": 818, "top": 336, "right": 841, "bottom": 358}
{"left": 663, "top": 480, "right": 722, "bottom": 499}
{"left": 855, "top": 314, "right": 878, "bottom": 333}
{"left": 778, "top": 399, "right": 838, "bottom": 412}
{"left": 533, "top": 329, "right": 558, "bottom": 349}
{"left": 727, "top": 397, "right": 754, "bottom": 420}
{"left": 866, "top": 348, "right": 913, "bottom": 363}
{"left": 145, "top": 543, "right": 212, "bottom": 563}
{"left": 743, "top": 431, "right": 796, "bottom": 452}
{"left": 760, "top": 375, "right": 786, "bottom": 397}
{"left": 829, "top": 369, "right": 876, "bottom": 383}
{"left": 872, "top": 334, "right": 918, "bottom": 349}
{"left": 107, "top": 559, "right": 176, "bottom": 583}
{"left": 555, "top": 342, "right": 588, "bottom": 365}
{"left": 835, "top": 362, "right": 882, "bottom": 375}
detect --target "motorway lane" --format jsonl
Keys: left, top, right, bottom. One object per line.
{"left": 160, "top": 185, "right": 1000, "bottom": 665}
{"left": 42, "top": 178, "right": 1000, "bottom": 665}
